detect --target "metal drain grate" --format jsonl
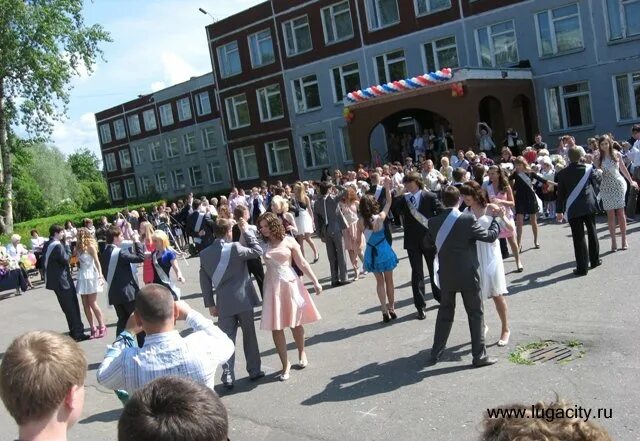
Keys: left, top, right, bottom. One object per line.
{"left": 527, "top": 344, "right": 574, "bottom": 364}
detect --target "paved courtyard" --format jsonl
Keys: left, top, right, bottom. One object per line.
{"left": 1, "top": 219, "right": 639, "bottom": 441}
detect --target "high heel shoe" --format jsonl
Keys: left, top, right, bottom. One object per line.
{"left": 497, "top": 330, "right": 511, "bottom": 347}
{"left": 621, "top": 243, "right": 629, "bottom": 251}
{"left": 89, "top": 327, "right": 98, "bottom": 339}
{"left": 277, "top": 362, "right": 291, "bottom": 381}
{"left": 516, "top": 264, "right": 524, "bottom": 273}
{"left": 98, "top": 325, "right": 107, "bottom": 338}
{"left": 382, "top": 312, "right": 391, "bottom": 323}
{"left": 298, "top": 358, "right": 308, "bottom": 369}
{"left": 388, "top": 309, "right": 397, "bottom": 320}
{"left": 312, "top": 255, "right": 319, "bottom": 264}
{"left": 611, "top": 244, "right": 618, "bottom": 252}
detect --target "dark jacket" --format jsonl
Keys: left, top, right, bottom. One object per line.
{"left": 43, "top": 239, "right": 73, "bottom": 291}
{"left": 392, "top": 190, "right": 443, "bottom": 250}
{"left": 555, "top": 163, "right": 601, "bottom": 219}
{"left": 101, "top": 242, "right": 145, "bottom": 305}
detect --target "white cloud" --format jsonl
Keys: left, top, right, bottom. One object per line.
{"left": 157, "top": 51, "right": 200, "bottom": 88}
{"left": 51, "top": 112, "right": 100, "bottom": 156}
{"left": 151, "top": 81, "right": 167, "bottom": 92}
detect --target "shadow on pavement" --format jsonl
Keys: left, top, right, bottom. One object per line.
{"left": 506, "top": 261, "right": 575, "bottom": 296}
{"left": 80, "top": 408, "right": 122, "bottom": 424}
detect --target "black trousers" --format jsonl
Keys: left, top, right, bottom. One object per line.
{"left": 114, "top": 300, "right": 145, "bottom": 346}
{"left": 407, "top": 245, "right": 440, "bottom": 310}
{"left": 53, "top": 287, "right": 85, "bottom": 339}
{"left": 569, "top": 214, "right": 600, "bottom": 273}
{"left": 247, "top": 258, "right": 265, "bottom": 298}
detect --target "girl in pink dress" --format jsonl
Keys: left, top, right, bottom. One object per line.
{"left": 139, "top": 221, "right": 155, "bottom": 284}
{"left": 340, "top": 187, "right": 365, "bottom": 280}
{"left": 257, "top": 212, "right": 322, "bottom": 382}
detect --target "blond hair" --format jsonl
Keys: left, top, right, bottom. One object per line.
{"left": 151, "top": 230, "right": 170, "bottom": 250}
{"left": 139, "top": 221, "right": 155, "bottom": 243}
{"left": 76, "top": 227, "right": 97, "bottom": 253}
{"left": 270, "top": 195, "right": 289, "bottom": 213}
{"left": 0, "top": 331, "right": 87, "bottom": 425}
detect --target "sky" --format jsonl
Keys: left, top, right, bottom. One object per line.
{"left": 50, "top": 0, "right": 265, "bottom": 156}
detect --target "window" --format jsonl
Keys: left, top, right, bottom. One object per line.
{"left": 124, "top": 178, "right": 136, "bottom": 198}
{"left": 159, "top": 104, "right": 174, "bottom": 126}
{"left": 207, "top": 161, "right": 224, "bottom": 184}
{"left": 614, "top": 71, "right": 640, "bottom": 121}
{"left": 476, "top": 21, "right": 519, "bottom": 67}
{"left": 234, "top": 146, "right": 259, "bottom": 181}
{"left": 375, "top": 50, "right": 407, "bottom": 84}
{"left": 321, "top": 1, "right": 354, "bottom": 44}
{"left": 415, "top": 0, "right": 451, "bottom": 15}
{"left": 110, "top": 182, "right": 123, "bottom": 201}
{"left": 177, "top": 97, "right": 192, "bottom": 121}
{"left": 202, "top": 127, "right": 217, "bottom": 150}
{"left": 265, "top": 140, "right": 293, "bottom": 175}
{"left": 536, "top": 4, "right": 582, "bottom": 57}
{"left": 138, "top": 176, "right": 151, "bottom": 195}
{"left": 301, "top": 133, "right": 330, "bottom": 169}
{"left": 195, "top": 92, "right": 212, "bottom": 116}
{"left": 104, "top": 153, "right": 117, "bottom": 172}
{"left": 132, "top": 145, "right": 145, "bottom": 165}
{"left": 119, "top": 149, "right": 132, "bottom": 169}
{"left": 183, "top": 132, "right": 197, "bottom": 154}
{"left": 283, "top": 16, "right": 312, "bottom": 56}
{"left": 155, "top": 172, "right": 168, "bottom": 191}
{"left": 165, "top": 137, "right": 179, "bottom": 158}
{"left": 188, "top": 166, "right": 203, "bottom": 187}
{"left": 128, "top": 114, "right": 141, "bottom": 136}
{"left": 332, "top": 63, "right": 361, "bottom": 103}
{"left": 257, "top": 84, "right": 284, "bottom": 121}
{"left": 248, "top": 30, "right": 275, "bottom": 67}
{"left": 172, "top": 169, "right": 185, "bottom": 190}
{"left": 99, "top": 124, "right": 112, "bottom": 144}
{"left": 423, "top": 36, "right": 459, "bottom": 72}
{"left": 366, "top": 0, "right": 400, "bottom": 30}
{"left": 217, "top": 41, "right": 241, "bottom": 78}
{"left": 606, "top": 0, "right": 640, "bottom": 40}
{"left": 341, "top": 127, "right": 353, "bottom": 162}
{"left": 143, "top": 109, "right": 157, "bottom": 131}
{"left": 149, "top": 141, "right": 162, "bottom": 161}
{"left": 114, "top": 119, "right": 126, "bottom": 140}
{"left": 225, "top": 94, "right": 250, "bottom": 129}
{"left": 292, "top": 75, "right": 321, "bottom": 113}
{"left": 546, "top": 82, "right": 593, "bottom": 131}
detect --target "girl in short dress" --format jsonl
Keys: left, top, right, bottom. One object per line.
{"left": 340, "top": 186, "right": 365, "bottom": 280}
{"left": 75, "top": 228, "right": 106, "bottom": 339}
{"left": 150, "top": 230, "right": 185, "bottom": 300}
{"left": 292, "top": 182, "right": 319, "bottom": 263}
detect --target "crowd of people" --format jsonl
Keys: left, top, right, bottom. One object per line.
{"left": 4, "top": 123, "right": 639, "bottom": 440}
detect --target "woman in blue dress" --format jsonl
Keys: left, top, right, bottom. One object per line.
{"left": 358, "top": 177, "right": 399, "bottom": 323}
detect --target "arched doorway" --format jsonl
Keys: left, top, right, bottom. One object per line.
{"left": 369, "top": 108, "right": 451, "bottom": 164}
{"left": 511, "top": 94, "right": 533, "bottom": 145}
{"left": 478, "top": 96, "right": 505, "bottom": 147}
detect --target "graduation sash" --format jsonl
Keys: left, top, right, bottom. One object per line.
{"left": 433, "top": 209, "right": 462, "bottom": 288}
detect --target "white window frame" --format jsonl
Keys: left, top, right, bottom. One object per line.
{"left": 138, "top": 176, "right": 150, "bottom": 195}
{"left": 183, "top": 132, "right": 197, "bottom": 154}
{"left": 301, "top": 132, "right": 331, "bottom": 169}
{"left": 612, "top": 71, "right": 640, "bottom": 122}
{"left": 475, "top": 20, "right": 519, "bottom": 67}
{"left": 202, "top": 127, "right": 217, "bottom": 150}
{"left": 234, "top": 146, "right": 259, "bottom": 181}
{"left": 292, "top": 75, "right": 321, "bottom": 114}
{"left": 414, "top": 0, "right": 451, "bottom": 16}
{"left": 422, "top": 35, "right": 459, "bottom": 72}
{"left": 248, "top": 29, "right": 275, "bottom": 68}
{"left": 195, "top": 92, "right": 212, "bottom": 116}
{"left": 171, "top": 169, "right": 185, "bottom": 190}
{"left": 165, "top": 137, "right": 179, "bottom": 158}
{"left": 340, "top": 126, "right": 354, "bottom": 163}
{"left": 188, "top": 165, "right": 203, "bottom": 187}
{"left": 217, "top": 41, "right": 242, "bottom": 78}
{"left": 606, "top": 0, "right": 640, "bottom": 41}
{"left": 265, "top": 140, "right": 294, "bottom": 176}
{"left": 143, "top": 109, "right": 157, "bottom": 131}
{"left": 155, "top": 172, "right": 168, "bottom": 192}
{"left": 177, "top": 97, "right": 192, "bottom": 121}
{"left": 149, "top": 141, "right": 162, "bottom": 162}
{"left": 331, "top": 62, "right": 361, "bottom": 103}
{"left": 321, "top": 1, "right": 354, "bottom": 45}
{"left": 127, "top": 114, "right": 141, "bottom": 136}
{"left": 110, "top": 182, "right": 123, "bottom": 201}
{"left": 375, "top": 50, "right": 407, "bottom": 84}
{"left": 207, "top": 161, "right": 224, "bottom": 184}
{"left": 132, "top": 145, "right": 144, "bottom": 165}
{"left": 124, "top": 178, "right": 136, "bottom": 199}
{"left": 283, "top": 15, "right": 313, "bottom": 57}
{"left": 99, "top": 124, "right": 112, "bottom": 144}
{"left": 545, "top": 81, "right": 593, "bottom": 131}
{"left": 256, "top": 84, "right": 284, "bottom": 122}
{"left": 159, "top": 104, "right": 174, "bottom": 126}
{"left": 104, "top": 153, "right": 117, "bottom": 172}
{"left": 113, "top": 119, "right": 126, "bottom": 140}
{"left": 365, "top": 0, "right": 400, "bottom": 31}
{"left": 534, "top": 3, "right": 583, "bottom": 57}
{"left": 225, "top": 94, "right": 251, "bottom": 129}
{"left": 119, "top": 149, "right": 132, "bottom": 169}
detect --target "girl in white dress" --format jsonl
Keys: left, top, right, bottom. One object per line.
{"left": 460, "top": 181, "right": 514, "bottom": 346}
{"left": 75, "top": 228, "right": 106, "bottom": 339}
{"left": 292, "top": 183, "right": 319, "bottom": 263}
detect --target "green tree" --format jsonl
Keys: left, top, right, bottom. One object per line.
{"left": 28, "top": 143, "right": 80, "bottom": 215}
{"left": 68, "top": 147, "right": 104, "bottom": 182}
{"left": 0, "top": 0, "right": 111, "bottom": 233}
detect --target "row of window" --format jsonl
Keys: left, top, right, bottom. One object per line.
{"left": 104, "top": 127, "right": 217, "bottom": 172}
{"left": 99, "top": 92, "right": 213, "bottom": 144}
{"left": 109, "top": 162, "right": 225, "bottom": 201}
{"left": 216, "top": 0, "right": 639, "bottom": 80}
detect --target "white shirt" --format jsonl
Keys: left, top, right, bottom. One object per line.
{"left": 96, "top": 310, "right": 234, "bottom": 392}
{"left": 413, "top": 137, "right": 425, "bottom": 152}
{"left": 405, "top": 190, "right": 421, "bottom": 208}
{"left": 31, "top": 237, "right": 45, "bottom": 250}
{"left": 422, "top": 170, "right": 444, "bottom": 192}
{"left": 392, "top": 172, "right": 404, "bottom": 188}
{"left": 626, "top": 144, "right": 640, "bottom": 171}
{"left": 6, "top": 243, "right": 27, "bottom": 260}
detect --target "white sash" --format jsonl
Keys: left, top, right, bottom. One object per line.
{"left": 152, "top": 250, "right": 181, "bottom": 300}
{"left": 105, "top": 246, "right": 120, "bottom": 296}
{"left": 44, "top": 240, "right": 60, "bottom": 284}
{"left": 565, "top": 165, "right": 592, "bottom": 218}
{"left": 517, "top": 171, "right": 533, "bottom": 188}
{"left": 374, "top": 185, "right": 383, "bottom": 200}
{"left": 194, "top": 213, "right": 205, "bottom": 244}
{"left": 408, "top": 204, "right": 430, "bottom": 229}
{"left": 211, "top": 242, "right": 233, "bottom": 291}
{"left": 433, "top": 209, "right": 462, "bottom": 289}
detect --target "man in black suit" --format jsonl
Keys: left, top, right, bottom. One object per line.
{"left": 428, "top": 186, "right": 502, "bottom": 367}
{"left": 367, "top": 172, "right": 393, "bottom": 245}
{"left": 186, "top": 198, "right": 216, "bottom": 253}
{"left": 101, "top": 226, "right": 145, "bottom": 338}
{"left": 556, "top": 147, "right": 602, "bottom": 276}
{"left": 393, "top": 172, "right": 443, "bottom": 319}
{"left": 42, "top": 224, "right": 88, "bottom": 341}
